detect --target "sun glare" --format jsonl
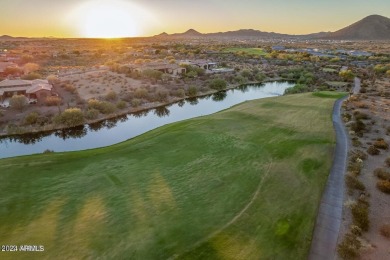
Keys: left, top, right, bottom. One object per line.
{"left": 70, "top": 0, "right": 154, "bottom": 38}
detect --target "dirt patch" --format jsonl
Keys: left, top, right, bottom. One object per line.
{"left": 340, "top": 77, "right": 390, "bottom": 260}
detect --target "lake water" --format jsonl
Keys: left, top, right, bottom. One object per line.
{"left": 0, "top": 81, "right": 293, "bottom": 159}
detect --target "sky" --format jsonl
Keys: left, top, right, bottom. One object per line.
{"left": 0, "top": 0, "right": 389, "bottom": 38}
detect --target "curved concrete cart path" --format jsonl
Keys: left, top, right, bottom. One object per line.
{"left": 308, "top": 97, "right": 348, "bottom": 260}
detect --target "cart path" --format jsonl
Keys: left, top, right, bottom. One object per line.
{"left": 308, "top": 80, "right": 359, "bottom": 260}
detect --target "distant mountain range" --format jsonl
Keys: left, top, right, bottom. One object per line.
{"left": 156, "top": 15, "right": 390, "bottom": 40}
{"left": 1, "top": 15, "right": 389, "bottom": 41}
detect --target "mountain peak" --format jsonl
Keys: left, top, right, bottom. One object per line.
{"left": 183, "top": 29, "right": 202, "bottom": 35}
{"left": 326, "top": 14, "right": 390, "bottom": 40}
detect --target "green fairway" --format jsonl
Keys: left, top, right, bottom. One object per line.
{"left": 0, "top": 93, "right": 339, "bottom": 259}
{"left": 222, "top": 47, "right": 267, "bottom": 56}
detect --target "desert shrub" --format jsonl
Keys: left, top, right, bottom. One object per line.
{"left": 99, "top": 102, "right": 116, "bottom": 114}
{"left": 116, "top": 101, "right": 127, "bottom": 109}
{"left": 352, "top": 139, "right": 362, "bottom": 147}
{"left": 284, "top": 84, "right": 308, "bottom": 94}
{"left": 22, "top": 72, "right": 41, "bottom": 80}
{"left": 175, "top": 88, "right": 185, "bottom": 98}
{"left": 374, "top": 168, "right": 390, "bottom": 180}
{"left": 367, "top": 145, "right": 380, "bottom": 155}
{"left": 187, "top": 86, "right": 198, "bottom": 97}
{"left": 87, "top": 99, "right": 101, "bottom": 110}
{"left": 10, "top": 95, "right": 28, "bottom": 112}
{"left": 350, "top": 225, "right": 362, "bottom": 237}
{"left": 87, "top": 99, "right": 115, "bottom": 114}
{"left": 209, "top": 78, "right": 227, "bottom": 90}
{"left": 105, "top": 91, "right": 117, "bottom": 101}
{"left": 156, "top": 89, "right": 169, "bottom": 102}
{"left": 134, "top": 88, "right": 148, "bottom": 99}
{"left": 24, "top": 112, "right": 39, "bottom": 125}
{"left": 121, "top": 92, "right": 133, "bottom": 102}
{"left": 131, "top": 99, "right": 141, "bottom": 108}
{"left": 54, "top": 108, "right": 84, "bottom": 127}
{"left": 353, "top": 111, "right": 369, "bottom": 120}
{"left": 84, "top": 109, "right": 99, "bottom": 120}
{"left": 234, "top": 75, "right": 248, "bottom": 84}
{"left": 377, "top": 180, "right": 390, "bottom": 194}
{"left": 350, "top": 150, "right": 367, "bottom": 161}
{"left": 348, "top": 161, "right": 362, "bottom": 176}
{"left": 386, "top": 157, "right": 390, "bottom": 167}
{"left": 380, "top": 224, "right": 390, "bottom": 239}
{"left": 373, "top": 139, "right": 389, "bottom": 150}
{"left": 343, "top": 113, "right": 352, "bottom": 121}
{"left": 337, "top": 232, "right": 361, "bottom": 260}
{"left": 350, "top": 120, "right": 366, "bottom": 134}
{"left": 63, "top": 84, "right": 77, "bottom": 93}
{"left": 351, "top": 199, "right": 369, "bottom": 231}
{"left": 346, "top": 174, "right": 365, "bottom": 194}
{"left": 36, "top": 116, "right": 50, "bottom": 126}
{"left": 45, "top": 96, "right": 61, "bottom": 106}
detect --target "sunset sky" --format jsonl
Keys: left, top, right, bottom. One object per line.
{"left": 1, "top": 0, "right": 389, "bottom": 38}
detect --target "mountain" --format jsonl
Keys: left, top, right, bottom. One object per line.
{"left": 169, "top": 29, "right": 203, "bottom": 37}
{"left": 0, "top": 35, "right": 14, "bottom": 40}
{"left": 207, "top": 29, "right": 290, "bottom": 38}
{"left": 325, "top": 15, "right": 390, "bottom": 40}
{"left": 0, "top": 35, "right": 29, "bottom": 40}
{"left": 155, "top": 15, "right": 390, "bottom": 41}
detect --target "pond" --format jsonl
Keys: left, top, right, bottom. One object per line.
{"left": 0, "top": 81, "right": 293, "bottom": 159}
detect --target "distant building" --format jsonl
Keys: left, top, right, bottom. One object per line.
{"left": 0, "top": 79, "right": 53, "bottom": 102}
{"left": 349, "top": 50, "right": 371, "bottom": 57}
{"left": 123, "top": 62, "right": 186, "bottom": 76}
{"left": 272, "top": 46, "right": 285, "bottom": 51}
{"left": 180, "top": 60, "right": 217, "bottom": 70}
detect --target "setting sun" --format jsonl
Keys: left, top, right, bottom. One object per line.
{"left": 70, "top": 0, "right": 154, "bottom": 38}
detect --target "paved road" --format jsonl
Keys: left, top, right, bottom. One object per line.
{"left": 308, "top": 98, "right": 348, "bottom": 260}
{"left": 308, "top": 97, "right": 348, "bottom": 260}
{"left": 308, "top": 80, "right": 361, "bottom": 260}
{"left": 353, "top": 77, "right": 361, "bottom": 95}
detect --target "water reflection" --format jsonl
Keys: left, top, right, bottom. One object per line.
{"left": 177, "top": 100, "right": 185, "bottom": 107}
{"left": 212, "top": 91, "right": 227, "bottom": 102}
{"left": 154, "top": 106, "right": 170, "bottom": 117}
{"left": 54, "top": 125, "right": 87, "bottom": 140}
{"left": 132, "top": 110, "right": 149, "bottom": 118}
{"left": 0, "top": 82, "right": 294, "bottom": 158}
{"left": 186, "top": 97, "right": 199, "bottom": 105}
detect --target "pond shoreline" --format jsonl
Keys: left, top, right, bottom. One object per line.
{"left": 0, "top": 79, "right": 285, "bottom": 139}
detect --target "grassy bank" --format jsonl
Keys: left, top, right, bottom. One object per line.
{"left": 0, "top": 92, "right": 339, "bottom": 259}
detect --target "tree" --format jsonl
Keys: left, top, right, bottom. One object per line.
{"left": 45, "top": 96, "right": 62, "bottom": 107}
{"left": 187, "top": 86, "right": 198, "bottom": 97}
{"left": 22, "top": 72, "right": 42, "bottom": 80}
{"left": 209, "top": 78, "right": 227, "bottom": 91}
{"left": 10, "top": 95, "right": 28, "bottom": 112}
{"left": 47, "top": 74, "right": 60, "bottom": 84}
{"left": 54, "top": 108, "right": 84, "bottom": 127}
{"left": 339, "top": 70, "right": 355, "bottom": 82}
{"left": 3, "top": 66, "right": 22, "bottom": 76}
{"left": 24, "top": 112, "right": 39, "bottom": 125}
{"left": 241, "top": 69, "right": 252, "bottom": 79}
{"left": 23, "top": 63, "right": 40, "bottom": 74}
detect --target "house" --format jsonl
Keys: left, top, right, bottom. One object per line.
{"left": 180, "top": 60, "right": 217, "bottom": 70}
{"left": 123, "top": 62, "right": 186, "bottom": 76}
{"left": 272, "top": 46, "right": 285, "bottom": 51}
{"left": 0, "top": 79, "right": 53, "bottom": 102}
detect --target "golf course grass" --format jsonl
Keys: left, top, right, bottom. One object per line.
{"left": 222, "top": 47, "right": 267, "bottom": 56}
{"left": 0, "top": 92, "right": 341, "bottom": 259}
